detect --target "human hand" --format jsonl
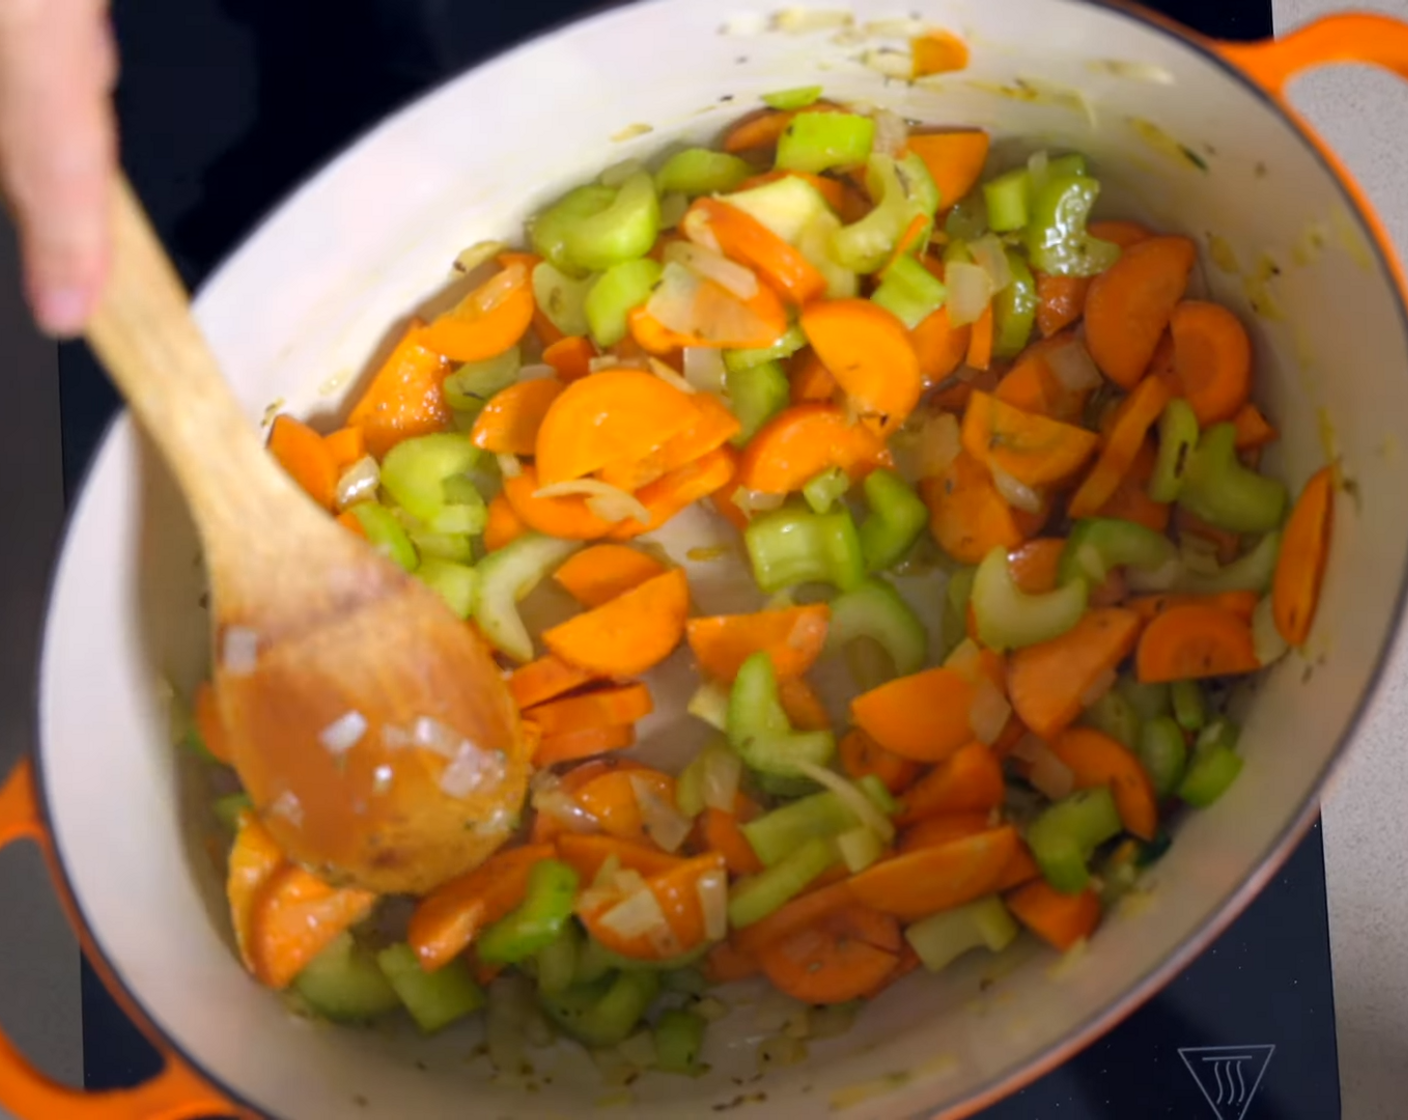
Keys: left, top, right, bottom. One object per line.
{"left": 0, "top": 0, "right": 117, "bottom": 336}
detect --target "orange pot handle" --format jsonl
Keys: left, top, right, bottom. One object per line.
{"left": 0, "top": 761, "right": 233, "bottom": 1120}
{"left": 1219, "top": 13, "right": 1408, "bottom": 94}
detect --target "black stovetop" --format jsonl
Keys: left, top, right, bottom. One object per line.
{"left": 72, "top": 2, "right": 1333, "bottom": 1117}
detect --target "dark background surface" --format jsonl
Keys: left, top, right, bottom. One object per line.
{"left": 73, "top": 1, "right": 1334, "bottom": 1117}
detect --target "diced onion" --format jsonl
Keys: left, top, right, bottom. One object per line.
{"left": 221, "top": 627, "right": 258, "bottom": 675}
{"left": 731, "top": 487, "right": 785, "bottom": 515}
{"left": 1029, "top": 744, "right": 1076, "bottom": 800}
{"left": 496, "top": 452, "right": 522, "bottom": 479}
{"left": 600, "top": 887, "right": 670, "bottom": 938}
{"left": 679, "top": 208, "right": 723, "bottom": 255}
{"left": 648, "top": 356, "right": 698, "bottom": 394}
{"left": 687, "top": 681, "right": 731, "bottom": 731}
{"left": 266, "top": 789, "right": 303, "bottom": 828}
{"left": 412, "top": 716, "right": 461, "bottom": 758}
{"left": 530, "top": 773, "right": 599, "bottom": 833}
{"left": 664, "top": 240, "right": 760, "bottom": 300}
{"left": 646, "top": 261, "right": 776, "bottom": 347}
{"left": 470, "top": 261, "right": 528, "bottom": 315}
{"left": 694, "top": 996, "right": 730, "bottom": 1022}
{"left": 335, "top": 455, "right": 380, "bottom": 510}
{"left": 319, "top": 710, "right": 367, "bottom": 757}
{"left": 630, "top": 774, "right": 692, "bottom": 853}
{"left": 659, "top": 191, "right": 690, "bottom": 230}
{"left": 702, "top": 746, "right": 743, "bottom": 812}
{"left": 793, "top": 759, "right": 895, "bottom": 842}
{"left": 645, "top": 262, "right": 703, "bottom": 332}
{"left": 969, "top": 234, "right": 1014, "bottom": 293}
{"left": 590, "top": 353, "right": 645, "bottom": 373}
{"left": 683, "top": 347, "right": 727, "bottom": 394}
{"left": 968, "top": 676, "right": 1012, "bottom": 746}
{"left": 517, "top": 363, "right": 556, "bottom": 382}
{"left": 534, "top": 479, "right": 651, "bottom": 525}
{"left": 945, "top": 261, "right": 995, "bottom": 327}
{"left": 1180, "top": 538, "right": 1222, "bottom": 575}
{"left": 1009, "top": 734, "right": 1045, "bottom": 764}
{"left": 944, "top": 638, "right": 983, "bottom": 678}
{"left": 1079, "top": 667, "right": 1118, "bottom": 708}
{"left": 1046, "top": 336, "right": 1103, "bottom": 393}
{"left": 991, "top": 464, "right": 1043, "bottom": 514}
{"left": 1251, "top": 594, "right": 1286, "bottom": 667}
{"left": 453, "top": 240, "right": 507, "bottom": 275}
{"left": 440, "top": 744, "right": 508, "bottom": 799}
{"left": 872, "top": 108, "right": 909, "bottom": 158}
{"left": 618, "top": 1030, "right": 658, "bottom": 1069}
{"left": 697, "top": 869, "right": 729, "bottom": 941}
{"left": 893, "top": 408, "right": 962, "bottom": 484}
{"left": 1126, "top": 555, "right": 1183, "bottom": 592}
{"left": 863, "top": 47, "right": 913, "bottom": 79}
{"left": 758, "top": 1034, "right": 809, "bottom": 1068}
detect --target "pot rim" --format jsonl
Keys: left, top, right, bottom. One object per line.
{"left": 31, "top": 3, "right": 1408, "bottom": 1118}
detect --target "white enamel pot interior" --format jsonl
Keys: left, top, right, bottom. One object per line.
{"left": 35, "top": 1, "right": 1408, "bottom": 1117}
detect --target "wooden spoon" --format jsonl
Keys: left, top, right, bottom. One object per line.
{"left": 85, "top": 178, "right": 531, "bottom": 895}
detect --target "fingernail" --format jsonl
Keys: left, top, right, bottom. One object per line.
{"left": 33, "top": 286, "right": 90, "bottom": 337}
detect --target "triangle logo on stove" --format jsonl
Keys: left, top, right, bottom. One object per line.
{"left": 1178, "top": 1044, "right": 1275, "bottom": 1120}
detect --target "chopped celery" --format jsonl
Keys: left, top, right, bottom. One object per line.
{"left": 562, "top": 172, "right": 661, "bottom": 272}
{"left": 723, "top": 324, "right": 808, "bottom": 373}
{"left": 992, "top": 250, "right": 1036, "bottom": 359}
{"left": 655, "top": 148, "right": 754, "bottom": 196}
{"left": 1170, "top": 679, "right": 1207, "bottom": 733}
{"left": 540, "top": 970, "right": 660, "bottom": 1048}
{"left": 414, "top": 557, "right": 478, "bottom": 619}
{"left": 410, "top": 530, "right": 473, "bottom": 564}
{"left": 728, "top": 650, "right": 835, "bottom": 778}
{"left": 1118, "top": 677, "right": 1171, "bottom": 721}
{"left": 1175, "top": 531, "right": 1281, "bottom": 594}
{"left": 213, "top": 792, "right": 252, "bottom": 831}
{"left": 1082, "top": 687, "right": 1139, "bottom": 749}
{"left": 859, "top": 469, "right": 928, "bottom": 572}
{"left": 572, "top": 935, "right": 615, "bottom": 987}
{"left": 972, "top": 545, "right": 1089, "bottom": 653}
{"left": 585, "top": 258, "right": 662, "bottom": 348}
{"left": 726, "top": 359, "right": 790, "bottom": 445}
{"left": 824, "top": 578, "right": 927, "bottom": 678}
{"left": 472, "top": 533, "right": 580, "bottom": 662}
{"left": 797, "top": 209, "right": 860, "bottom": 299}
{"left": 662, "top": 967, "right": 709, "bottom": 996}
{"left": 776, "top": 111, "right": 876, "bottom": 174}
{"left": 763, "top": 85, "right": 823, "bottom": 111}
{"left": 675, "top": 738, "right": 736, "bottom": 817}
{"left": 942, "top": 566, "right": 977, "bottom": 657}
{"left": 442, "top": 347, "right": 522, "bottom": 415}
{"left": 1149, "top": 398, "right": 1200, "bottom": 503}
{"left": 1025, "top": 175, "right": 1120, "bottom": 277}
{"left": 1060, "top": 518, "right": 1177, "bottom": 586}
{"left": 802, "top": 466, "right": 851, "bottom": 513}
{"left": 655, "top": 1008, "right": 709, "bottom": 1075}
{"left": 945, "top": 194, "right": 988, "bottom": 242}
{"left": 376, "top": 943, "right": 485, "bottom": 1034}
{"left": 837, "top": 826, "right": 885, "bottom": 873}
{"left": 898, "top": 151, "right": 942, "bottom": 218}
{"left": 751, "top": 770, "right": 822, "bottom": 798}
{"left": 857, "top": 772, "right": 899, "bottom": 816}
{"left": 533, "top": 921, "right": 582, "bottom": 997}
{"left": 1026, "top": 787, "right": 1122, "bottom": 894}
{"left": 530, "top": 183, "right": 618, "bottom": 276}
{"left": 380, "top": 432, "right": 486, "bottom": 533}
{"left": 687, "top": 681, "right": 731, "bottom": 733}
{"left": 743, "top": 790, "right": 865, "bottom": 866}
{"left": 583, "top": 939, "right": 711, "bottom": 974}
{"left": 348, "top": 503, "right": 418, "bottom": 572}
{"left": 1178, "top": 423, "right": 1288, "bottom": 534}
{"left": 1137, "top": 715, "right": 1188, "bottom": 799}
{"left": 831, "top": 155, "right": 919, "bottom": 274}
{"left": 728, "top": 835, "right": 836, "bottom": 927}
{"left": 1179, "top": 719, "right": 1243, "bottom": 807}
{"left": 1046, "top": 152, "right": 1090, "bottom": 179}
{"left": 477, "top": 859, "right": 580, "bottom": 965}
{"left": 744, "top": 506, "right": 865, "bottom": 593}
{"left": 905, "top": 896, "right": 1018, "bottom": 973}
{"left": 723, "top": 177, "right": 832, "bottom": 246}
{"left": 983, "top": 168, "right": 1030, "bottom": 233}
{"left": 532, "top": 262, "right": 593, "bottom": 338}
{"left": 871, "top": 254, "right": 946, "bottom": 330}
{"left": 293, "top": 932, "right": 401, "bottom": 1024}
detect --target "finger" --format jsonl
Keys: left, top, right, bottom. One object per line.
{"left": 0, "top": 0, "right": 115, "bottom": 336}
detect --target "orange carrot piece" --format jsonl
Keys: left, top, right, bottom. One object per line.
{"left": 778, "top": 676, "right": 832, "bottom": 732}
{"left": 904, "top": 130, "right": 988, "bottom": 207}
{"left": 469, "top": 378, "right": 563, "bottom": 455}
{"left": 1007, "top": 608, "right": 1143, "bottom": 739}
{"left": 1068, "top": 374, "right": 1172, "bottom": 519}
{"left": 249, "top": 866, "right": 377, "bottom": 990}
{"left": 596, "top": 450, "right": 667, "bottom": 494}
{"left": 1232, "top": 402, "right": 1278, "bottom": 450}
{"left": 688, "top": 197, "right": 827, "bottom": 305}
{"left": 993, "top": 332, "right": 1091, "bottom": 423}
{"left": 420, "top": 264, "right": 535, "bottom": 363}
{"left": 686, "top": 604, "right": 830, "bottom": 682}
{"left": 503, "top": 463, "right": 620, "bottom": 540}
{"left": 1087, "top": 220, "right": 1152, "bottom": 249}
{"left": 966, "top": 304, "right": 995, "bottom": 371}
{"left": 227, "top": 813, "right": 287, "bottom": 975}
{"left": 1034, "top": 272, "right": 1091, "bottom": 339}
{"left": 650, "top": 393, "right": 741, "bottom": 474}
{"left": 897, "top": 812, "right": 990, "bottom": 853}
{"left": 336, "top": 508, "right": 368, "bottom": 539}
{"left": 801, "top": 299, "right": 923, "bottom": 433}
{"left": 880, "top": 213, "right": 932, "bottom": 277}
{"left": 920, "top": 451, "right": 1046, "bottom": 565}
{"left": 552, "top": 544, "right": 668, "bottom": 608}
{"left": 1094, "top": 439, "right": 1171, "bottom": 534}
{"left": 1006, "top": 538, "right": 1065, "bottom": 594}
{"left": 347, "top": 320, "right": 453, "bottom": 459}
{"left": 577, "top": 852, "right": 725, "bottom": 961}
{"left": 705, "top": 940, "right": 763, "bottom": 984}
{"left": 1273, "top": 466, "right": 1333, "bottom": 647}
{"left": 544, "top": 568, "right": 690, "bottom": 677}
{"left": 910, "top": 29, "right": 970, "bottom": 76}
{"left": 573, "top": 767, "right": 677, "bottom": 846}
{"left": 608, "top": 445, "right": 739, "bottom": 540}
{"left": 896, "top": 741, "right": 1005, "bottom": 824}
{"left": 734, "top": 169, "right": 847, "bottom": 211}
{"left": 524, "top": 682, "right": 654, "bottom": 738}
{"left": 558, "top": 756, "right": 645, "bottom": 794}
{"left": 193, "top": 680, "right": 233, "bottom": 765}
{"left": 533, "top": 724, "right": 636, "bottom": 766}
{"left": 1135, "top": 604, "right": 1259, "bottom": 683}
{"left": 758, "top": 905, "right": 902, "bottom": 1005}
{"left": 483, "top": 492, "right": 528, "bottom": 552}
{"left": 961, "top": 390, "right": 1100, "bottom": 488}
{"left": 1128, "top": 590, "right": 1259, "bottom": 624}
{"left": 1084, "top": 236, "right": 1197, "bottom": 389}
{"left": 911, "top": 304, "right": 971, "bottom": 389}
{"left": 555, "top": 834, "right": 683, "bottom": 882}
{"left": 852, "top": 661, "right": 1003, "bottom": 764}
{"left": 1049, "top": 727, "right": 1159, "bottom": 841}
{"left": 323, "top": 426, "right": 367, "bottom": 476}
{"left": 996, "top": 843, "right": 1042, "bottom": 892}
{"left": 721, "top": 102, "right": 844, "bottom": 153}
{"left": 408, "top": 844, "right": 554, "bottom": 972}
{"left": 733, "top": 879, "right": 858, "bottom": 957}
{"left": 628, "top": 278, "right": 789, "bottom": 353}
{"left": 1005, "top": 881, "right": 1101, "bottom": 952}
{"left": 699, "top": 808, "right": 764, "bottom": 876}
{"left": 736, "top": 403, "right": 892, "bottom": 494}
{"left": 848, "top": 827, "right": 1019, "bottom": 921}
{"left": 839, "top": 728, "right": 922, "bottom": 796}
{"left": 789, "top": 348, "right": 839, "bottom": 404}
{"left": 1170, "top": 300, "right": 1252, "bottom": 425}
{"left": 509, "top": 655, "right": 596, "bottom": 711}
{"left": 543, "top": 335, "right": 597, "bottom": 382}
{"left": 268, "top": 414, "right": 338, "bottom": 510}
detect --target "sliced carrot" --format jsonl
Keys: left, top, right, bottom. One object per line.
{"left": 544, "top": 568, "right": 690, "bottom": 677}
{"left": 608, "top": 445, "right": 739, "bottom": 540}
{"left": 961, "top": 390, "right": 1100, "bottom": 488}
{"left": 1146, "top": 329, "right": 1179, "bottom": 394}
{"left": 778, "top": 676, "right": 832, "bottom": 733}
{"left": 1007, "top": 608, "right": 1143, "bottom": 739}
{"left": 1094, "top": 439, "right": 1170, "bottom": 534}
{"left": 848, "top": 827, "right": 1019, "bottom": 922}
{"left": 1088, "top": 220, "right": 1153, "bottom": 249}
{"left": 408, "top": 844, "right": 553, "bottom": 971}
{"left": 686, "top": 604, "right": 830, "bottom": 682}
{"left": 227, "top": 813, "right": 287, "bottom": 975}
{"left": 996, "top": 843, "right": 1041, "bottom": 892}
{"left": 1273, "top": 466, "right": 1333, "bottom": 647}
{"left": 1006, "top": 538, "right": 1065, "bottom": 594}
{"left": 911, "top": 29, "right": 970, "bottom": 76}
{"left": 555, "top": 833, "right": 683, "bottom": 882}
{"left": 336, "top": 508, "right": 367, "bottom": 539}
{"left": 535, "top": 368, "right": 696, "bottom": 486}
{"left": 577, "top": 852, "right": 726, "bottom": 961}
{"left": 543, "top": 335, "right": 597, "bottom": 382}
{"left": 736, "top": 403, "right": 893, "bottom": 494}
{"left": 655, "top": 391, "right": 743, "bottom": 473}
{"left": 911, "top": 303, "right": 971, "bottom": 389}
{"left": 193, "top": 680, "right": 233, "bottom": 765}
{"left": 992, "top": 334, "right": 1089, "bottom": 424}
{"left": 1128, "top": 590, "right": 1259, "bottom": 624}
{"left": 789, "top": 348, "right": 839, "bottom": 404}
{"left": 503, "top": 463, "right": 620, "bottom": 540}
{"left": 733, "top": 169, "right": 846, "bottom": 212}
{"left": 733, "top": 879, "right": 858, "bottom": 957}
{"left": 573, "top": 767, "right": 677, "bottom": 846}
{"left": 1174, "top": 506, "right": 1242, "bottom": 565}
{"left": 248, "top": 866, "right": 378, "bottom": 990}
{"left": 880, "top": 213, "right": 933, "bottom": 277}
{"left": 1068, "top": 374, "right": 1173, "bottom": 519}
{"left": 420, "top": 264, "right": 535, "bottom": 363}
{"left": 323, "top": 426, "right": 367, "bottom": 476}
{"left": 1084, "top": 236, "right": 1197, "bottom": 389}
{"left": 897, "top": 812, "right": 991, "bottom": 852}
{"left": 508, "top": 655, "right": 596, "bottom": 711}
{"left": 839, "top": 728, "right": 922, "bottom": 796}
{"left": 347, "top": 320, "right": 453, "bottom": 460}
{"left": 904, "top": 130, "right": 988, "bottom": 207}
{"left": 483, "top": 492, "right": 528, "bottom": 552}
{"left": 852, "top": 659, "right": 1003, "bottom": 764}
{"left": 711, "top": 486, "right": 751, "bottom": 532}
{"left": 688, "top": 197, "right": 827, "bottom": 305}
{"left": 759, "top": 905, "right": 902, "bottom": 1005}
{"left": 596, "top": 451, "right": 667, "bottom": 494}
{"left": 966, "top": 303, "right": 995, "bottom": 371}
{"left": 628, "top": 278, "right": 789, "bottom": 353}
{"left": 801, "top": 299, "right": 923, "bottom": 433}
{"left": 920, "top": 451, "right": 1046, "bottom": 565}
{"left": 1049, "top": 727, "right": 1159, "bottom": 841}
{"left": 268, "top": 414, "right": 337, "bottom": 510}
{"left": 1136, "top": 603, "right": 1259, "bottom": 682}
{"left": 1232, "top": 402, "right": 1278, "bottom": 450}
{"left": 698, "top": 808, "right": 764, "bottom": 876}
{"left": 706, "top": 940, "right": 763, "bottom": 984}
{"left": 523, "top": 683, "right": 653, "bottom": 738}
{"left": 1170, "top": 300, "right": 1252, "bottom": 425}
{"left": 533, "top": 724, "right": 636, "bottom": 766}
{"left": 721, "top": 102, "right": 843, "bottom": 153}
{"left": 552, "top": 544, "right": 667, "bottom": 608}
{"left": 1006, "top": 881, "right": 1100, "bottom": 951}
{"left": 1034, "top": 272, "right": 1091, "bottom": 339}
{"left": 896, "top": 741, "right": 1005, "bottom": 823}
{"left": 469, "top": 378, "right": 563, "bottom": 455}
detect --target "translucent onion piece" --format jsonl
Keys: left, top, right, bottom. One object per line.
{"left": 471, "top": 261, "right": 528, "bottom": 315}
{"left": 648, "top": 356, "right": 698, "bottom": 394}
{"left": 645, "top": 262, "right": 704, "bottom": 333}
{"left": 535, "top": 479, "right": 651, "bottom": 525}
{"left": 630, "top": 774, "right": 692, "bottom": 853}
{"left": 1046, "top": 336, "right": 1103, "bottom": 392}
{"left": 618, "top": 1030, "right": 658, "bottom": 1070}
{"left": 1252, "top": 594, "right": 1286, "bottom": 667}
{"left": 917, "top": 411, "right": 962, "bottom": 479}
{"left": 600, "top": 887, "right": 671, "bottom": 939}
{"left": 439, "top": 744, "right": 509, "bottom": 799}
{"left": 968, "top": 676, "right": 1012, "bottom": 746}
{"left": 453, "top": 239, "right": 507, "bottom": 275}
{"left": 991, "top": 463, "right": 1044, "bottom": 514}
{"left": 1125, "top": 555, "right": 1184, "bottom": 592}
{"left": 793, "top": 760, "right": 895, "bottom": 842}
{"left": 1029, "top": 744, "right": 1076, "bottom": 800}
{"left": 697, "top": 869, "right": 729, "bottom": 941}
{"left": 945, "top": 261, "right": 995, "bottom": 327}
{"left": 664, "top": 239, "right": 760, "bottom": 300}
{"left": 731, "top": 487, "right": 785, "bottom": 515}
{"left": 496, "top": 452, "right": 523, "bottom": 479}
{"left": 335, "top": 455, "right": 380, "bottom": 510}
{"left": 221, "top": 626, "right": 258, "bottom": 675}
{"left": 872, "top": 108, "right": 910, "bottom": 158}
{"left": 970, "top": 233, "right": 1014, "bottom": 293}
{"left": 319, "top": 710, "right": 367, "bottom": 757}
{"left": 517, "top": 363, "right": 557, "bottom": 382}
{"left": 702, "top": 746, "right": 743, "bottom": 812}
{"left": 683, "top": 347, "right": 727, "bottom": 394}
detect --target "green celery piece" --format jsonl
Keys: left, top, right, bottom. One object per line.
{"left": 414, "top": 557, "right": 478, "bottom": 619}
{"left": 943, "top": 238, "right": 973, "bottom": 266}
{"left": 1178, "top": 423, "right": 1288, "bottom": 534}
{"left": 897, "top": 152, "right": 942, "bottom": 218}
{"left": 213, "top": 792, "right": 252, "bottom": 831}
{"left": 379, "top": 432, "right": 483, "bottom": 526}
{"left": 945, "top": 194, "right": 988, "bottom": 242}
{"left": 655, "top": 148, "right": 754, "bottom": 196}
{"left": 983, "top": 168, "right": 1031, "bottom": 233}
{"left": 971, "top": 545, "right": 1089, "bottom": 653}
{"left": 348, "top": 502, "right": 418, "bottom": 572}
{"left": 796, "top": 209, "right": 860, "bottom": 299}
{"left": 472, "top": 533, "right": 580, "bottom": 662}
{"left": 655, "top": 1008, "right": 709, "bottom": 1075}
{"left": 442, "top": 347, "right": 522, "bottom": 415}
{"left": 728, "top": 835, "right": 836, "bottom": 927}
{"left": 857, "top": 772, "right": 898, "bottom": 816}
{"left": 762, "top": 85, "right": 823, "bottom": 111}
{"left": 723, "top": 324, "right": 808, "bottom": 373}
{"left": 831, "top": 155, "right": 919, "bottom": 274}
{"left": 661, "top": 967, "right": 709, "bottom": 996}
{"left": 376, "top": 943, "right": 485, "bottom": 1034}
{"left": 409, "top": 531, "right": 473, "bottom": 564}
{"left": 722, "top": 176, "right": 832, "bottom": 246}
{"left": 686, "top": 681, "right": 731, "bottom": 733}
{"left": 1118, "top": 676, "right": 1171, "bottom": 721}
{"left": 742, "top": 790, "right": 865, "bottom": 866}
{"left": 1059, "top": 518, "right": 1177, "bottom": 586}
{"left": 744, "top": 506, "right": 865, "bottom": 593}
{"left": 676, "top": 738, "right": 736, "bottom": 818}
{"left": 727, "top": 650, "right": 835, "bottom": 778}
{"left": 1046, "top": 153, "right": 1090, "bottom": 179}
{"left": 776, "top": 111, "right": 876, "bottom": 174}
{"left": 1137, "top": 715, "right": 1188, "bottom": 799}
{"left": 533, "top": 921, "right": 582, "bottom": 997}
{"left": 583, "top": 940, "right": 712, "bottom": 974}
{"left": 1026, "top": 175, "right": 1121, "bottom": 277}
{"left": 530, "top": 184, "right": 618, "bottom": 277}
{"left": 541, "top": 970, "right": 660, "bottom": 1048}
{"left": 477, "top": 859, "right": 580, "bottom": 965}
{"left": 941, "top": 566, "right": 977, "bottom": 658}
{"left": 572, "top": 934, "right": 615, "bottom": 987}
{"left": 992, "top": 250, "right": 1036, "bottom": 359}
{"left": 871, "top": 254, "right": 946, "bottom": 330}
{"left": 1178, "top": 718, "right": 1243, "bottom": 807}
{"left": 1026, "top": 787, "right": 1122, "bottom": 894}
{"left": 1149, "top": 397, "right": 1200, "bottom": 503}
{"left": 751, "top": 771, "right": 822, "bottom": 798}
{"left": 726, "top": 359, "right": 790, "bottom": 445}
{"left": 802, "top": 465, "right": 851, "bottom": 514}
{"left": 824, "top": 577, "right": 927, "bottom": 679}
{"left": 1170, "top": 679, "right": 1207, "bottom": 733}
{"left": 1175, "top": 531, "right": 1281, "bottom": 594}
{"left": 1082, "top": 687, "right": 1139, "bottom": 749}
{"left": 860, "top": 470, "right": 928, "bottom": 573}
{"left": 293, "top": 932, "right": 401, "bottom": 1024}
{"left": 532, "top": 262, "right": 593, "bottom": 338}
{"left": 904, "top": 895, "right": 1018, "bottom": 973}
{"left": 836, "top": 825, "right": 885, "bottom": 873}
{"left": 560, "top": 172, "right": 661, "bottom": 273}
{"left": 585, "top": 258, "right": 662, "bottom": 348}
